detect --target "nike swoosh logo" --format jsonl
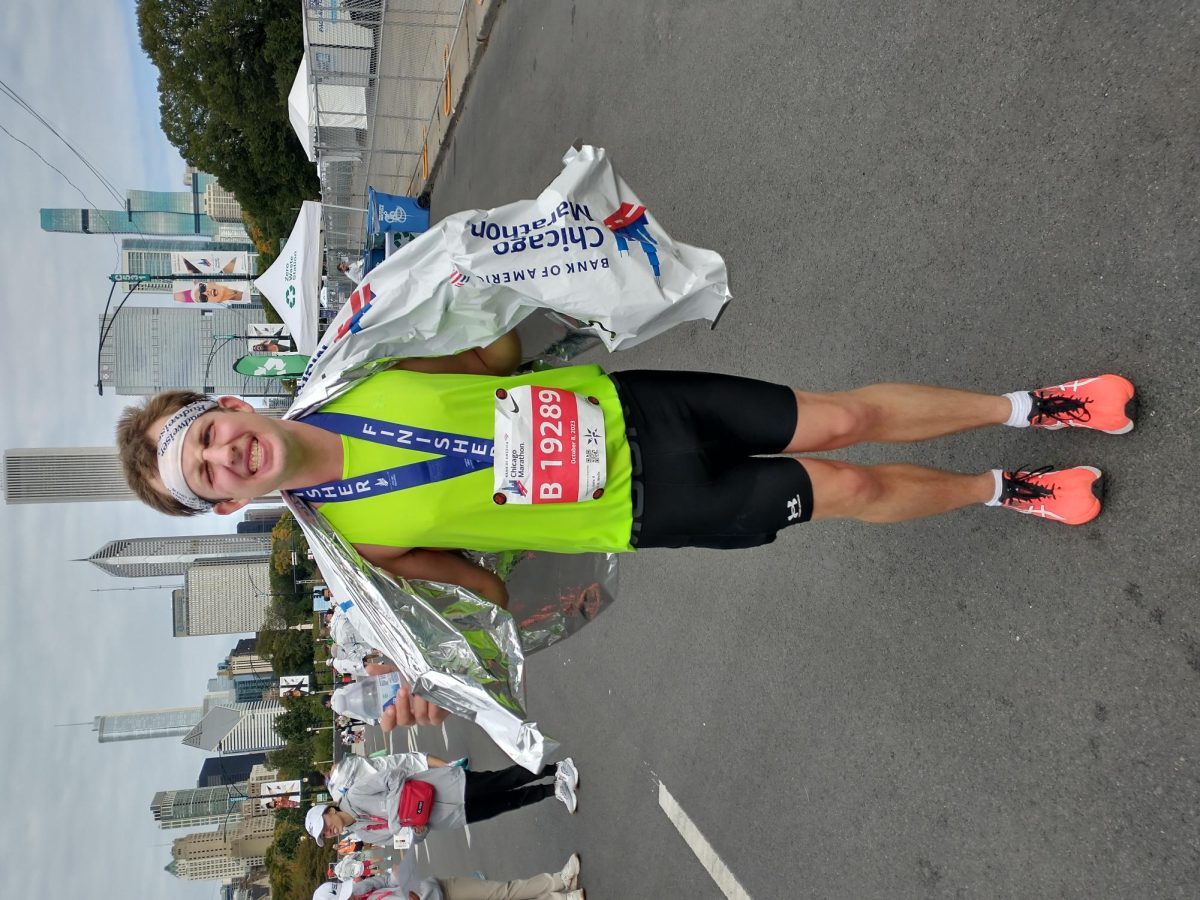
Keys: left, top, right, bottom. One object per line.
{"left": 508, "top": 397, "right": 520, "bottom": 414}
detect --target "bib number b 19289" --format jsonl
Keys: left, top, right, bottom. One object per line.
{"left": 493, "top": 385, "right": 607, "bottom": 504}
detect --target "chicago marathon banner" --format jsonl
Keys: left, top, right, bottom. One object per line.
{"left": 292, "top": 144, "right": 731, "bottom": 405}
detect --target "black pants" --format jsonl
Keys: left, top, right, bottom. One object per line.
{"left": 463, "top": 764, "right": 555, "bottom": 823}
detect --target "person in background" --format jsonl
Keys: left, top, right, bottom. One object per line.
{"left": 305, "top": 753, "right": 580, "bottom": 848}
{"left": 311, "top": 849, "right": 584, "bottom": 900}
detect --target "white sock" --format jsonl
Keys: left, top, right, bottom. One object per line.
{"left": 984, "top": 469, "right": 1005, "bottom": 506}
{"left": 1003, "top": 390, "right": 1033, "bottom": 427}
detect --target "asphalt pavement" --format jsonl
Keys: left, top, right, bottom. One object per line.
{"left": 377, "top": 3, "right": 1200, "bottom": 898}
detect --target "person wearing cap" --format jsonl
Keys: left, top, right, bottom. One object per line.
{"left": 312, "top": 849, "right": 584, "bottom": 900}
{"left": 304, "top": 752, "right": 579, "bottom": 848}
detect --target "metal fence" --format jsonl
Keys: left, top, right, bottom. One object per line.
{"left": 300, "top": 0, "right": 471, "bottom": 303}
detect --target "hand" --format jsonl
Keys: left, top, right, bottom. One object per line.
{"left": 382, "top": 686, "right": 451, "bottom": 729}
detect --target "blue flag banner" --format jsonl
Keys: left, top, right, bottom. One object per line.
{"left": 366, "top": 187, "right": 430, "bottom": 234}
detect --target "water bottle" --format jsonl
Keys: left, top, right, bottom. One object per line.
{"left": 330, "top": 672, "right": 405, "bottom": 724}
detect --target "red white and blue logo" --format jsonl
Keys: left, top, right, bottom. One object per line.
{"left": 604, "top": 203, "right": 661, "bottom": 277}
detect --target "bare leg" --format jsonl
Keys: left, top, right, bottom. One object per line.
{"left": 801, "top": 458, "right": 994, "bottom": 523}
{"left": 786, "top": 384, "right": 1011, "bottom": 453}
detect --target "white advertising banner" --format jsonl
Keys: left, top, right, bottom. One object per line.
{"left": 170, "top": 250, "right": 254, "bottom": 305}
{"left": 246, "top": 323, "right": 296, "bottom": 354}
{"left": 278, "top": 675, "right": 311, "bottom": 698}
{"left": 259, "top": 779, "right": 302, "bottom": 811}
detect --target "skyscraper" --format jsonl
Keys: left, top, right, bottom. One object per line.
{"left": 222, "top": 638, "right": 273, "bottom": 676}
{"left": 196, "top": 754, "right": 267, "bottom": 788}
{"left": 93, "top": 706, "right": 204, "bottom": 743}
{"left": 182, "top": 701, "right": 285, "bottom": 754}
{"left": 173, "top": 559, "right": 273, "bottom": 636}
{"left": 40, "top": 171, "right": 249, "bottom": 239}
{"left": 165, "top": 827, "right": 270, "bottom": 881}
{"left": 165, "top": 763, "right": 277, "bottom": 881}
{"left": 203, "top": 181, "right": 247, "bottom": 223}
{"left": 3, "top": 447, "right": 132, "bottom": 504}
{"left": 4, "top": 448, "right": 280, "bottom": 506}
{"left": 98, "top": 304, "right": 289, "bottom": 397}
{"left": 237, "top": 507, "right": 286, "bottom": 534}
{"left": 151, "top": 784, "right": 248, "bottom": 829}
{"left": 84, "top": 533, "right": 271, "bottom": 579}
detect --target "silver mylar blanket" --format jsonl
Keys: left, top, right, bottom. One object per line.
{"left": 281, "top": 144, "right": 731, "bottom": 771}
{"left": 289, "top": 499, "right": 555, "bottom": 771}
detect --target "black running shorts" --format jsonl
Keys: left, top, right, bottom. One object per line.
{"left": 610, "top": 371, "right": 814, "bottom": 550}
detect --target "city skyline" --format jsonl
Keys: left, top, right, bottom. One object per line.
{"left": 0, "top": 6, "right": 243, "bottom": 897}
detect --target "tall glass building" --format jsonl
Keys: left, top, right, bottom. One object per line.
{"left": 41, "top": 172, "right": 222, "bottom": 236}
{"left": 93, "top": 706, "right": 204, "bottom": 743}
{"left": 151, "top": 784, "right": 249, "bottom": 829}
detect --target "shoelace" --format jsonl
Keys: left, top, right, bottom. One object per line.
{"left": 1030, "top": 390, "right": 1092, "bottom": 424}
{"left": 1002, "top": 465, "right": 1057, "bottom": 503}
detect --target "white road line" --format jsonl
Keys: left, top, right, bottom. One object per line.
{"left": 657, "top": 781, "right": 752, "bottom": 900}
{"left": 463, "top": 822, "right": 472, "bottom": 847}
{"left": 440, "top": 722, "right": 449, "bottom": 747}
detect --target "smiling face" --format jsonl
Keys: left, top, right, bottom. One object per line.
{"left": 199, "top": 282, "right": 244, "bottom": 303}
{"left": 145, "top": 398, "right": 296, "bottom": 511}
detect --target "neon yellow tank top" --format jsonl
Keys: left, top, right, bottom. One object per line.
{"left": 313, "top": 366, "right": 634, "bottom": 553}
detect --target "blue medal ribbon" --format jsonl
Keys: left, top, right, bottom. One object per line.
{"left": 290, "top": 411, "right": 494, "bottom": 503}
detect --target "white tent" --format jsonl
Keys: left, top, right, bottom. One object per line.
{"left": 287, "top": 55, "right": 369, "bottom": 162}
{"left": 253, "top": 201, "right": 322, "bottom": 355}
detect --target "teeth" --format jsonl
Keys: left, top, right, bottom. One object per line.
{"left": 250, "top": 439, "right": 261, "bottom": 474}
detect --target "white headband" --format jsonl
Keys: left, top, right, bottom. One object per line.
{"left": 157, "top": 400, "right": 218, "bottom": 511}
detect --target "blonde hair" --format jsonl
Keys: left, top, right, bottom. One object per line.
{"left": 116, "top": 390, "right": 211, "bottom": 517}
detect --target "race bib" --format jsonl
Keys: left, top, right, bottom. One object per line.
{"left": 493, "top": 385, "right": 607, "bottom": 504}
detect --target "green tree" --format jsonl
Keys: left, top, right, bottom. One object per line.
{"left": 137, "top": 0, "right": 319, "bottom": 276}
{"left": 274, "top": 696, "right": 324, "bottom": 744}
{"left": 257, "top": 626, "right": 315, "bottom": 676}
{"left": 266, "top": 738, "right": 318, "bottom": 781}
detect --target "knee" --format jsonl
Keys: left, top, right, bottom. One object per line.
{"left": 797, "top": 393, "right": 881, "bottom": 450}
{"left": 810, "top": 461, "right": 884, "bottom": 519}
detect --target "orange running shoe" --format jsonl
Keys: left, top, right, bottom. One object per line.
{"left": 1027, "top": 375, "right": 1136, "bottom": 434}
{"left": 998, "top": 466, "right": 1104, "bottom": 525}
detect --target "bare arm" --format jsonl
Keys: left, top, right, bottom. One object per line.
{"left": 389, "top": 330, "right": 522, "bottom": 376}
{"left": 425, "top": 755, "right": 448, "bottom": 768}
{"left": 357, "top": 545, "right": 509, "bottom": 609}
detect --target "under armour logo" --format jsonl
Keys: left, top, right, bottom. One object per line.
{"left": 786, "top": 495, "right": 804, "bottom": 521}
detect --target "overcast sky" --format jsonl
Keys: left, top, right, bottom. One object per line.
{"left": 0, "top": 3, "right": 270, "bottom": 898}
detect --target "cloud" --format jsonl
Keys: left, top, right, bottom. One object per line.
{"left": 0, "top": 3, "right": 243, "bottom": 898}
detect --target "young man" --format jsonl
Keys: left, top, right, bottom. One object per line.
{"left": 117, "top": 339, "right": 1136, "bottom": 604}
